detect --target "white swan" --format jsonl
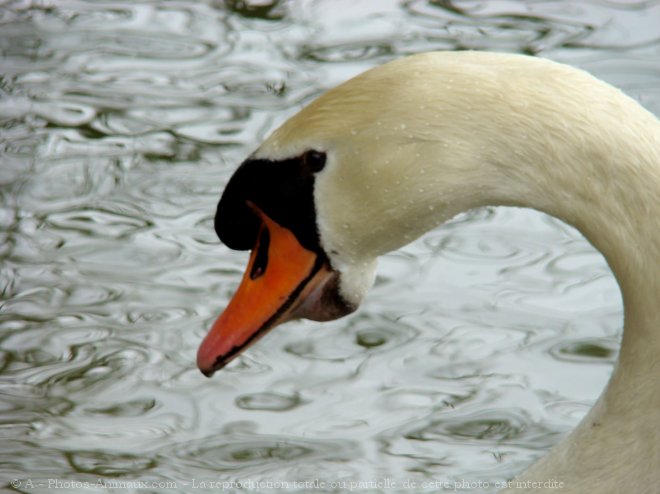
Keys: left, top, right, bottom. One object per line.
{"left": 197, "top": 51, "right": 660, "bottom": 492}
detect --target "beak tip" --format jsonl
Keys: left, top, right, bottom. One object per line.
{"left": 197, "top": 346, "right": 220, "bottom": 378}
{"left": 200, "top": 367, "right": 216, "bottom": 378}
{"left": 197, "top": 348, "right": 228, "bottom": 378}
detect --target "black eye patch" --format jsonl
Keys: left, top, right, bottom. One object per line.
{"left": 214, "top": 151, "right": 326, "bottom": 255}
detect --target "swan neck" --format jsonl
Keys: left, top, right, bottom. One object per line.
{"left": 461, "top": 93, "right": 660, "bottom": 380}
{"left": 289, "top": 52, "right": 660, "bottom": 489}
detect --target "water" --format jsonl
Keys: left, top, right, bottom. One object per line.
{"left": 1, "top": 1, "right": 658, "bottom": 492}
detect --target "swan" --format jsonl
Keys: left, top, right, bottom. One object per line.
{"left": 196, "top": 51, "right": 660, "bottom": 492}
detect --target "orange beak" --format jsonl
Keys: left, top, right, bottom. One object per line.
{"left": 197, "top": 204, "right": 336, "bottom": 377}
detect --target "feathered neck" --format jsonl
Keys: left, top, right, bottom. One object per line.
{"left": 260, "top": 52, "right": 660, "bottom": 489}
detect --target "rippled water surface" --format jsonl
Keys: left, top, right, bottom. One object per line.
{"left": 1, "top": 1, "right": 659, "bottom": 492}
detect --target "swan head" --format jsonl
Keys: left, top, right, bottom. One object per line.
{"left": 197, "top": 52, "right": 517, "bottom": 376}
{"left": 196, "top": 144, "right": 376, "bottom": 377}
{"left": 195, "top": 139, "right": 383, "bottom": 377}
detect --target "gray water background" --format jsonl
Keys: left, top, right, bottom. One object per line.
{"left": 1, "top": 1, "right": 660, "bottom": 492}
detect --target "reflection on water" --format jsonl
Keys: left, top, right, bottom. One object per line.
{"left": 1, "top": 1, "right": 658, "bottom": 492}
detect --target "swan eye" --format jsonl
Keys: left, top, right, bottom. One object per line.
{"left": 304, "top": 150, "right": 326, "bottom": 172}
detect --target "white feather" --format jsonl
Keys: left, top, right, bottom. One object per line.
{"left": 255, "top": 51, "right": 660, "bottom": 492}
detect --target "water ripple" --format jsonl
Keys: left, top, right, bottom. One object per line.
{"left": 83, "top": 398, "right": 157, "bottom": 417}
{"left": 45, "top": 204, "right": 152, "bottom": 239}
{"left": 549, "top": 338, "right": 618, "bottom": 364}
{"left": 67, "top": 450, "right": 156, "bottom": 476}
{"left": 235, "top": 392, "right": 305, "bottom": 412}
{"left": 284, "top": 313, "right": 419, "bottom": 362}
{"left": 167, "top": 433, "right": 360, "bottom": 476}
{"left": 1, "top": 0, "right": 655, "bottom": 490}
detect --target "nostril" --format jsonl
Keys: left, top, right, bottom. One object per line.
{"left": 250, "top": 227, "right": 270, "bottom": 280}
